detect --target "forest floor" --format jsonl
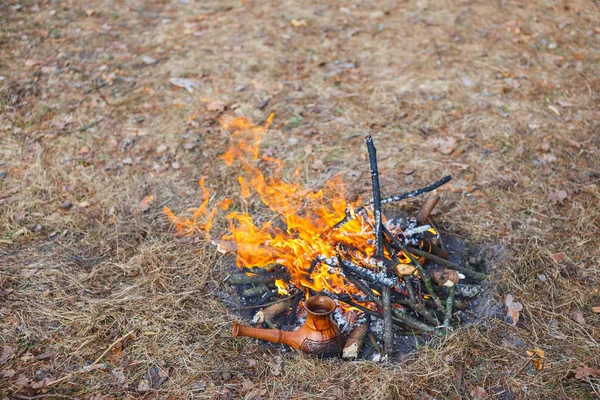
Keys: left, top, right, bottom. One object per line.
{"left": 1, "top": 0, "right": 599, "bottom": 398}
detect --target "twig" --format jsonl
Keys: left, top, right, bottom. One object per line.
{"left": 368, "top": 332, "right": 382, "bottom": 354}
{"left": 94, "top": 82, "right": 113, "bottom": 111}
{"left": 444, "top": 285, "right": 455, "bottom": 330}
{"left": 407, "top": 246, "right": 488, "bottom": 280}
{"left": 92, "top": 330, "right": 136, "bottom": 366}
{"left": 365, "top": 135, "right": 394, "bottom": 356}
{"left": 78, "top": 116, "right": 105, "bottom": 133}
{"left": 401, "top": 273, "right": 440, "bottom": 325}
{"left": 332, "top": 176, "right": 452, "bottom": 229}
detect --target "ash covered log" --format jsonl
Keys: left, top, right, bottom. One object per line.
{"left": 226, "top": 272, "right": 291, "bottom": 285}
{"left": 342, "top": 315, "right": 370, "bottom": 359}
{"left": 241, "top": 285, "right": 269, "bottom": 297}
{"left": 337, "top": 258, "right": 397, "bottom": 288}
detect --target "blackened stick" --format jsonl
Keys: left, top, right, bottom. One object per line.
{"left": 364, "top": 135, "right": 394, "bottom": 357}
{"left": 332, "top": 175, "right": 452, "bottom": 229}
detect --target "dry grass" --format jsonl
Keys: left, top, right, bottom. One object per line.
{"left": 1, "top": 0, "right": 599, "bottom": 398}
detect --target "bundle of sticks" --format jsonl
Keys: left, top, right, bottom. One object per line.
{"left": 226, "top": 136, "right": 487, "bottom": 357}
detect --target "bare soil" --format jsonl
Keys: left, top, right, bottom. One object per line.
{"left": 1, "top": 0, "right": 599, "bottom": 399}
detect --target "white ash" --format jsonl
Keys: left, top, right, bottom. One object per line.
{"left": 403, "top": 224, "right": 431, "bottom": 237}
{"left": 370, "top": 317, "right": 384, "bottom": 336}
{"left": 385, "top": 218, "right": 433, "bottom": 246}
{"left": 333, "top": 307, "right": 348, "bottom": 331}
{"left": 455, "top": 284, "right": 486, "bottom": 298}
{"left": 293, "top": 316, "right": 306, "bottom": 330}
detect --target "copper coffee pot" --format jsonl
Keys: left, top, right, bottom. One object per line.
{"left": 232, "top": 295, "right": 344, "bottom": 357}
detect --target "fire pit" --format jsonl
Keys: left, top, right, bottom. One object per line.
{"left": 165, "top": 115, "right": 488, "bottom": 359}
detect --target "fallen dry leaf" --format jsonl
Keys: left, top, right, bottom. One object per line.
{"left": 548, "top": 190, "right": 568, "bottom": 204}
{"left": 112, "top": 367, "right": 127, "bottom": 384}
{"left": 290, "top": 19, "right": 308, "bottom": 27}
{"left": 24, "top": 59, "right": 41, "bottom": 68}
{"left": 139, "top": 195, "right": 154, "bottom": 212}
{"left": 572, "top": 311, "right": 586, "bottom": 325}
{"left": 35, "top": 351, "right": 57, "bottom": 361}
{"left": 142, "top": 366, "right": 169, "bottom": 390}
{"left": 15, "top": 374, "right": 30, "bottom": 387}
{"left": 572, "top": 365, "right": 600, "bottom": 380}
{"left": 434, "top": 137, "right": 459, "bottom": 155}
{"left": 470, "top": 386, "right": 487, "bottom": 399}
{"left": 0, "top": 346, "right": 15, "bottom": 364}
{"left": 552, "top": 252, "right": 565, "bottom": 263}
{"left": 0, "top": 368, "right": 16, "bottom": 378}
{"left": 20, "top": 268, "right": 38, "bottom": 278}
{"left": 505, "top": 294, "right": 523, "bottom": 326}
{"left": 12, "top": 212, "right": 25, "bottom": 223}
{"left": 271, "top": 355, "right": 282, "bottom": 376}
{"left": 138, "top": 378, "right": 151, "bottom": 392}
{"left": 206, "top": 100, "right": 225, "bottom": 112}
{"left": 169, "top": 77, "right": 200, "bottom": 93}
{"left": 241, "top": 378, "right": 255, "bottom": 391}
{"left": 30, "top": 377, "right": 52, "bottom": 389}
{"left": 526, "top": 348, "right": 544, "bottom": 371}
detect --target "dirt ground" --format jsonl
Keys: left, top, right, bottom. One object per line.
{"left": 1, "top": 0, "right": 600, "bottom": 398}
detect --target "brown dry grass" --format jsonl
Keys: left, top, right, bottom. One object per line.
{"left": 1, "top": 0, "right": 599, "bottom": 398}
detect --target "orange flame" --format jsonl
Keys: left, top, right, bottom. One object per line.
{"left": 164, "top": 115, "right": 428, "bottom": 303}
{"left": 164, "top": 178, "right": 216, "bottom": 240}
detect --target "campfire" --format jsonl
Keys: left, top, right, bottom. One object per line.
{"left": 165, "top": 115, "right": 488, "bottom": 358}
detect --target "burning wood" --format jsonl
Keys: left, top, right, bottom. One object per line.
{"left": 165, "top": 116, "right": 488, "bottom": 359}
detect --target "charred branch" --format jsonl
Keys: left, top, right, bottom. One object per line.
{"left": 365, "top": 135, "right": 394, "bottom": 356}
{"left": 332, "top": 176, "right": 452, "bottom": 229}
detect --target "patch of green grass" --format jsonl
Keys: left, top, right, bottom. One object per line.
{"left": 285, "top": 114, "right": 304, "bottom": 129}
